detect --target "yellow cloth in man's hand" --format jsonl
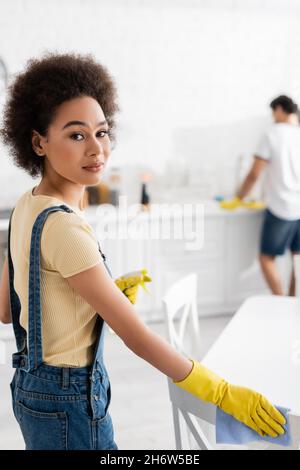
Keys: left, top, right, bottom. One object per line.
{"left": 241, "top": 200, "right": 266, "bottom": 210}
{"left": 219, "top": 197, "right": 242, "bottom": 210}
{"left": 220, "top": 197, "right": 266, "bottom": 211}
{"left": 115, "top": 269, "right": 152, "bottom": 304}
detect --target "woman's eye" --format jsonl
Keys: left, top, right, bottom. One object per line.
{"left": 70, "top": 133, "right": 84, "bottom": 141}
{"left": 97, "top": 130, "right": 109, "bottom": 138}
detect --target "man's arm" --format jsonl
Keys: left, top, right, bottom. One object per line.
{"left": 236, "top": 156, "right": 268, "bottom": 200}
{"left": 0, "top": 257, "right": 12, "bottom": 324}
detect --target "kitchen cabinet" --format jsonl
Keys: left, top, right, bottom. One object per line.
{"left": 89, "top": 203, "right": 291, "bottom": 321}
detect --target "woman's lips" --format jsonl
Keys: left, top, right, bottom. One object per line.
{"left": 82, "top": 163, "right": 104, "bottom": 173}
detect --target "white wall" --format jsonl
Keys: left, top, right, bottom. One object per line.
{"left": 1, "top": 0, "right": 300, "bottom": 206}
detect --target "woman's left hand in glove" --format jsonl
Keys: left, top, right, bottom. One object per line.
{"left": 115, "top": 269, "right": 152, "bottom": 304}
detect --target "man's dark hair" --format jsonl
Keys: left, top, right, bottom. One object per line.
{"left": 1, "top": 52, "right": 119, "bottom": 177}
{"left": 270, "top": 95, "right": 298, "bottom": 115}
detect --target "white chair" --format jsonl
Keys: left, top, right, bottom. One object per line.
{"left": 168, "top": 378, "right": 300, "bottom": 450}
{"left": 163, "top": 273, "right": 205, "bottom": 449}
{"left": 162, "top": 273, "right": 200, "bottom": 359}
{"left": 294, "top": 255, "right": 300, "bottom": 298}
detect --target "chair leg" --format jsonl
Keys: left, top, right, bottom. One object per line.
{"left": 172, "top": 403, "right": 182, "bottom": 450}
{"left": 182, "top": 411, "right": 213, "bottom": 450}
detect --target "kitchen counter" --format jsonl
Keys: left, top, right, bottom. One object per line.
{"left": 0, "top": 200, "right": 265, "bottom": 232}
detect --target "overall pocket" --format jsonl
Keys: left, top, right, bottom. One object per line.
{"left": 16, "top": 400, "right": 68, "bottom": 450}
{"left": 15, "top": 372, "right": 90, "bottom": 450}
{"left": 92, "top": 410, "right": 117, "bottom": 450}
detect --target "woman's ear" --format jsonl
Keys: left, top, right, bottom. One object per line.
{"left": 32, "top": 130, "right": 46, "bottom": 156}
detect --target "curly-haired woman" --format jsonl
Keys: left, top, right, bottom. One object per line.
{"left": 0, "top": 53, "right": 286, "bottom": 450}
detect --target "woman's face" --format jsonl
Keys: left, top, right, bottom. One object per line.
{"left": 34, "top": 95, "right": 111, "bottom": 186}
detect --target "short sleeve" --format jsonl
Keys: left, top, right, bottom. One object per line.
{"left": 41, "top": 211, "right": 103, "bottom": 278}
{"left": 255, "top": 133, "right": 271, "bottom": 160}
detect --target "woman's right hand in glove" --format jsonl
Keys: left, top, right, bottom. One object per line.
{"left": 174, "top": 359, "right": 286, "bottom": 437}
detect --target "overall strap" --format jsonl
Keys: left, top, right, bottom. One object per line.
{"left": 92, "top": 242, "right": 113, "bottom": 364}
{"left": 12, "top": 205, "right": 73, "bottom": 371}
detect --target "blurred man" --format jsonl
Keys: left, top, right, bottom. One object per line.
{"left": 237, "top": 95, "right": 300, "bottom": 295}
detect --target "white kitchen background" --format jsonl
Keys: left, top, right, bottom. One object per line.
{"left": 1, "top": 0, "right": 300, "bottom": 204}
{"left": 0, "top": 0, "right": 299, "bottom": 450}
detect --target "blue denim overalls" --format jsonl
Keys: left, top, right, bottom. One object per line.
{"left": 8, "top": 205, "right": 118, "bottom": 450}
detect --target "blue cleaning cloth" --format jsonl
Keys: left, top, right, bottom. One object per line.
{"left": 216, "top": 406, "right": 291, "bottom": 446}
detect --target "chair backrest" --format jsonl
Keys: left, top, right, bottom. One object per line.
{"left": 168, "top": 378, "right": 300, "bottom": 450}
{"left": 162, "top": 273, "right": 200, "bottom": 358}
{"left": 294, "top": 255, "right": 300, "bottom": 298}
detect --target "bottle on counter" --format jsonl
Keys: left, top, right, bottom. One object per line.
{"left": 141, "top": 182, "right": 150, "bottom": 211}
{"left": 139, "top": 171, "right": 152, "bottom": 211}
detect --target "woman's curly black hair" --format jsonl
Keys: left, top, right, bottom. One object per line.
{"left": 1, "top": 52, "right": 119, "bottom": 177}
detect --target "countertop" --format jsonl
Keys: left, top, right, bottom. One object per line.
{"left": 0, "top": 200, "right": 265, "bottom": 232}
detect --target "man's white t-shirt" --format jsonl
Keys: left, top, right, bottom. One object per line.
{"left": 256, "top": 123, "right": 300, "bottom": 220}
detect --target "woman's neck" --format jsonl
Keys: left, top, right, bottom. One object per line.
{"left": 34, "top": 177, "right": 86, "bottom": 211}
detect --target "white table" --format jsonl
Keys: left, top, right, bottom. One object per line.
{"left": 168, "top": 295, "right": 300, "bottom": 449}
{"left": 202, "top": 295, "right": 300, "bottom": 414}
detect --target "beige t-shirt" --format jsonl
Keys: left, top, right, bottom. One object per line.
{"left": 10, "top": 187, "right": 103, "bottom": 367}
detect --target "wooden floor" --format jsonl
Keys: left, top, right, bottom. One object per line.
{"left": 0, "top": 315, "right": 231, "bottom": 450}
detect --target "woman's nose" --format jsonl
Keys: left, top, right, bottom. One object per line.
{"left": 87, "top": 136, "right": 105, "bottom": 157}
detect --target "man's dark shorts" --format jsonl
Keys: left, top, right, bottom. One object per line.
{"left": 260, "top": 209, "right": 300, "bottom": 256}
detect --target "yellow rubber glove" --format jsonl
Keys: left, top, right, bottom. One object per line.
{"left": 174, "top": 359, "right": 286, "bottom": 437}
{"left": 241, "top": 200, "right": 266, "bottom": 210}
{"left": 115, "top": 269, "right": 152, "bottom": 304}
{"left": 219, "top": 197, "right": 242, "bottom": 210}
